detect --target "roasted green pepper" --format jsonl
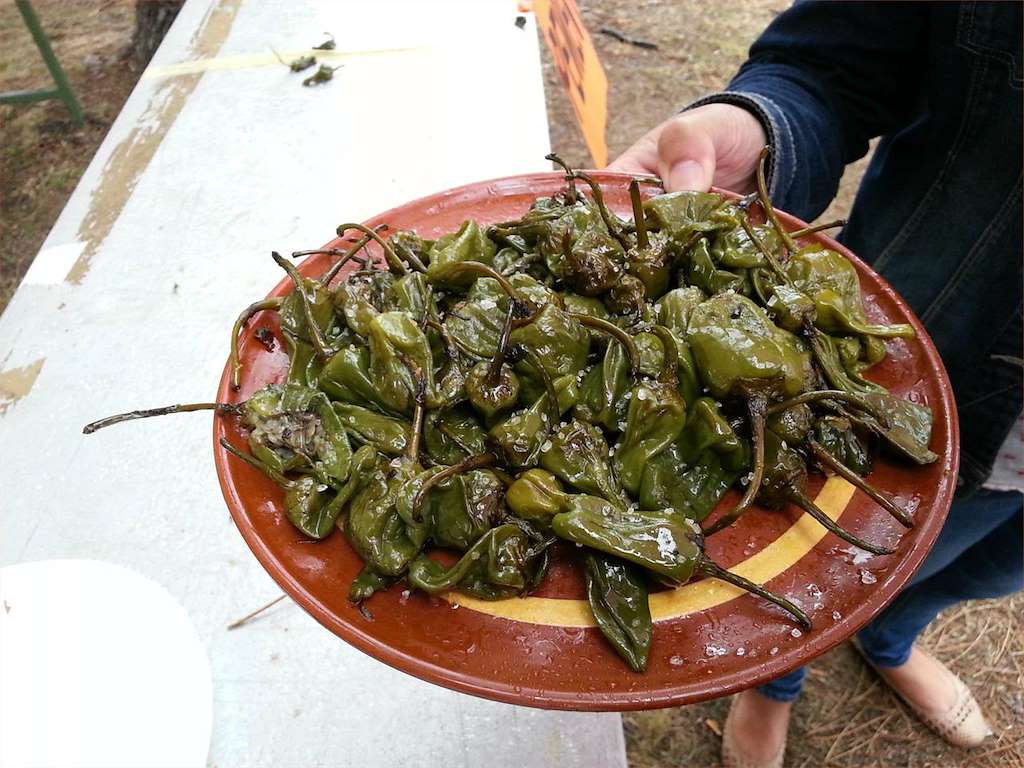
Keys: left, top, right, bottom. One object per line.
{"left": 552, "top": 498, "right": 810, "bottom": 628}
{"left": 688, "top": 293, "right": 813, "bottom": 401}
{"left": 408, "top": 524, "right": 548, "bottom": 600}
{"left": 613, "top": 327, "right": 688, "bottom": 495}
{"left": 584, "top": 552, "right": 652, "bottom": 672}
{"left": 640, "top": 396, "right": 750, "bottom": 521}
{"left": 425, "top": 219, "right": 498, "bottom": 288}
{"left": 540, "top": 419, "right": 625, "bottom": 504}
{"left": 575, "top": 337, "right": 632, "bottom": 433}
{"left": 423, "top": 406, "right": 488, "bottom": 465}
{"left": 504, "top": 468, "right": 568, "bottom": 527}
{"left": 786, "top": 245, "right": 915, "bottom": 339}
{"left": 509, "top": 303, "right": 590, "bottom": 401}
{"left": 333, "top": 403, "right": 410, "bottom": 457}
{"left": 367, "top": 311, "right": 436, "bottom": 414}
{"left": 489, "top": 373, "right": 579, "bottom": 468}
{"left": 642, "top": 190, "right": 735, "bottom": 249}
{"left": 465, "top": 361, "right": 520, "bottom": 420}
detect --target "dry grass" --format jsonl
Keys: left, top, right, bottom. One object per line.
{"left": 541, "top": 2, "right": 1023, "bottom": 765}
{"left": 624, "top": 596, "right": 1024, "bottom": 768}
{"left": 542, "top": 0, "right": 864, "bottom": 222}
{"left": 0, "top": 0, "right": 139, "bottom": 312}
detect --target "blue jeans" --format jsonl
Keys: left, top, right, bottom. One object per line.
{"left": 758, "top": 488, "right": 1024, "bottom": 703}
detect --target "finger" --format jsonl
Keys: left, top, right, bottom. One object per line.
{"left": 655, "top": 116, "right": 716, "bottom": 192}
{"left": 606, "top": 131, "right": 659, "bottom": 175}
{"left": 606, "top": 155, "right": 656, "bottom": 175}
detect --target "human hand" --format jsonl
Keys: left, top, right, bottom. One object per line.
{"left": 607, "top": 104, "right": 767, "bottom": 193}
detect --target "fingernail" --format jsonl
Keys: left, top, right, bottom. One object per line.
{"left": 668, "top": 160, "right": 706, "bottom": 191}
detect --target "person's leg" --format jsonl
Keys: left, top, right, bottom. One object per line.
{"left": 723, "top": 688, "right": 794, "bottom": 767}
{"left": 905, "top": 488, "right": 1023, "bottom": 587}
{"left": 858, "top": 489, "right": 1023, "bottom": 667}
{"left": 725, "top": 491, "right": 1022, "bottom": 763}
{"left": 850, "top": 493, "right": 1022, "bottom": 744}
{"left": 752, "top": 490, "right": 1020, "bottom": 703}
{"left": 756, "top": 667, "right": 805, "bottom": 703}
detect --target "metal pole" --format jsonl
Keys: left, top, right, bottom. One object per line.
{"left": 13, "top": 0, "right": 85, "bottom": 125}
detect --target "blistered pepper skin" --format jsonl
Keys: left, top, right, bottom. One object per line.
{"left": 552, "top": 500, "right": 702, "bottom": 584}
{"left": 687, "top": 293, "right": 813, "bottom": 400}
{"left": 82, "top": 167, "right": 917, "bottom": 671}
{"left": 786, "top": 245, "right": 915, "bottom": 340}
{"left": 584, "top": 552, "right": 652, "bottom": 673}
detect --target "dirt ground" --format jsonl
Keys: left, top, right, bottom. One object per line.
{"left": 0, "top": 0, "right": 139, "bottom": 312}
{"left": 0, "top": 2, "right": 1020, "bottom": 766}
{"left": 542, "top": 0, "right": 869, "bottom": 225}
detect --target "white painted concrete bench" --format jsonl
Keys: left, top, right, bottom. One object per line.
{"left": 0, "top": 1, "right": 628, "bottom": 765}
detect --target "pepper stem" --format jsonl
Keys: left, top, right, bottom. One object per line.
{"left": 408, "top": 400, "right": 425, "bottom": 463}
{"left": 490, "top": 208, "right": 565, "bottom": 232}
{"left": 703, "top": 395, "right": 768, "bottom": 535}
{"left": 697, "top": 558, "right": 811, "bottom": 630}
{"left": 219, "top": 437, "right": 293, "bottom": 487}
{"left": 83, "top": 402, "right": 241, "bottom": 434}
{"left": 272, "top": 252, "right": 334, "bottom": 361}
{"left": 336, "top": 222, "right": 409, "bottom": 275}
{"left": 649, "top": 325, "right": 680, "bottom": 384}
{"left": 569, "top": 313, "right": 640, "bottom": 378}
{"left": 789, "top": 218, "right": 847, "bottom": 239}
{"left": 403, "top": 359, "right": 428, "bottom": 463}
{"left": 437, "top": 261, "right": 526, "bottom": 305}
{"left": 522, "top": 345, "right": 561, "bottom": 429}
{"left": 545, "top": 153, "right": 578, "bottom": 202}
{"left": 411, "top": 452, "right": 497, "bottom": 522}
{"left": 318, "top": 224, "right": 388, "bottom": 284}
{"left": 765, "top": 389, "right": 888, "bottom": 425}
{"left": 629, "top": 179, "right": 649, "bottom": 249}
{"left": 740, "top": 216, "right": 790, "bottom": 288}
{"left": 570, "top": 171, "right": 630, "bottom": 249}
{"left": 750, "top": 267, "right": 774, "bottom": 305}
{"left": 487, "top": 302, "right": 518, "bottom": 385}
{"left": 787, "top": 487, "right": 893, "bottom": 555}
{"left": 755, "top": 146, "right": 797, "bottom": 253}
{"left": 392, "top": 242, "right": 429, "bottom": 274}
{"left": 292, "top": 249, "right": 368, "bottom": 265}
{"left": 808, "top": 440, "right": 913, "bottom": 528}
{"left": 314, "top": 252, "right": 370, "bottom": 279}
{"left": 230, "top": 298, "right": 284, "bottom": 389}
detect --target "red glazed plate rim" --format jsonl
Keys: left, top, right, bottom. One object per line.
{"left": 213, "top": 171, "right": 959, "bottom": 710}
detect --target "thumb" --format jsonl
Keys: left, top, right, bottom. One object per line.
{"left": 655, "top": 114, "right": 717, "bottom": 192}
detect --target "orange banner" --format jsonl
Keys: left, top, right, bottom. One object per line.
{"left": 531, "top": 0, "right": 609, "bottom": 168}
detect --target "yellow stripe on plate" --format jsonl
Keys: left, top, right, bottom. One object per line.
{"left": 446, "top": 477, "right": 856, "bottom": 627}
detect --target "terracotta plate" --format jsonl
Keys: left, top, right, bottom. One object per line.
{"left": 214, "top": 172, "right": 958, "bottom": 711}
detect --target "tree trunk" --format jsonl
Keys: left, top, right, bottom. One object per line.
{"left": 132, "top": 0, "right": 184, "bottom": 65}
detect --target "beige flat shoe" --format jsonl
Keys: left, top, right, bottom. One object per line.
{"left": 852, "top": 640, "right": 993, "bottom": 748}
{"left": 721, "top": 695, "right": 786, "bottom": 768}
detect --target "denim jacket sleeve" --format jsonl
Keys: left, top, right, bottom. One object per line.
{"left": 687, "top": 1, "right": 929, "bottom": 221}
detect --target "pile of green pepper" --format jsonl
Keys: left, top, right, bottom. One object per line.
{"left": 84, "top": 150, "right": 935, "bottom": 672}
